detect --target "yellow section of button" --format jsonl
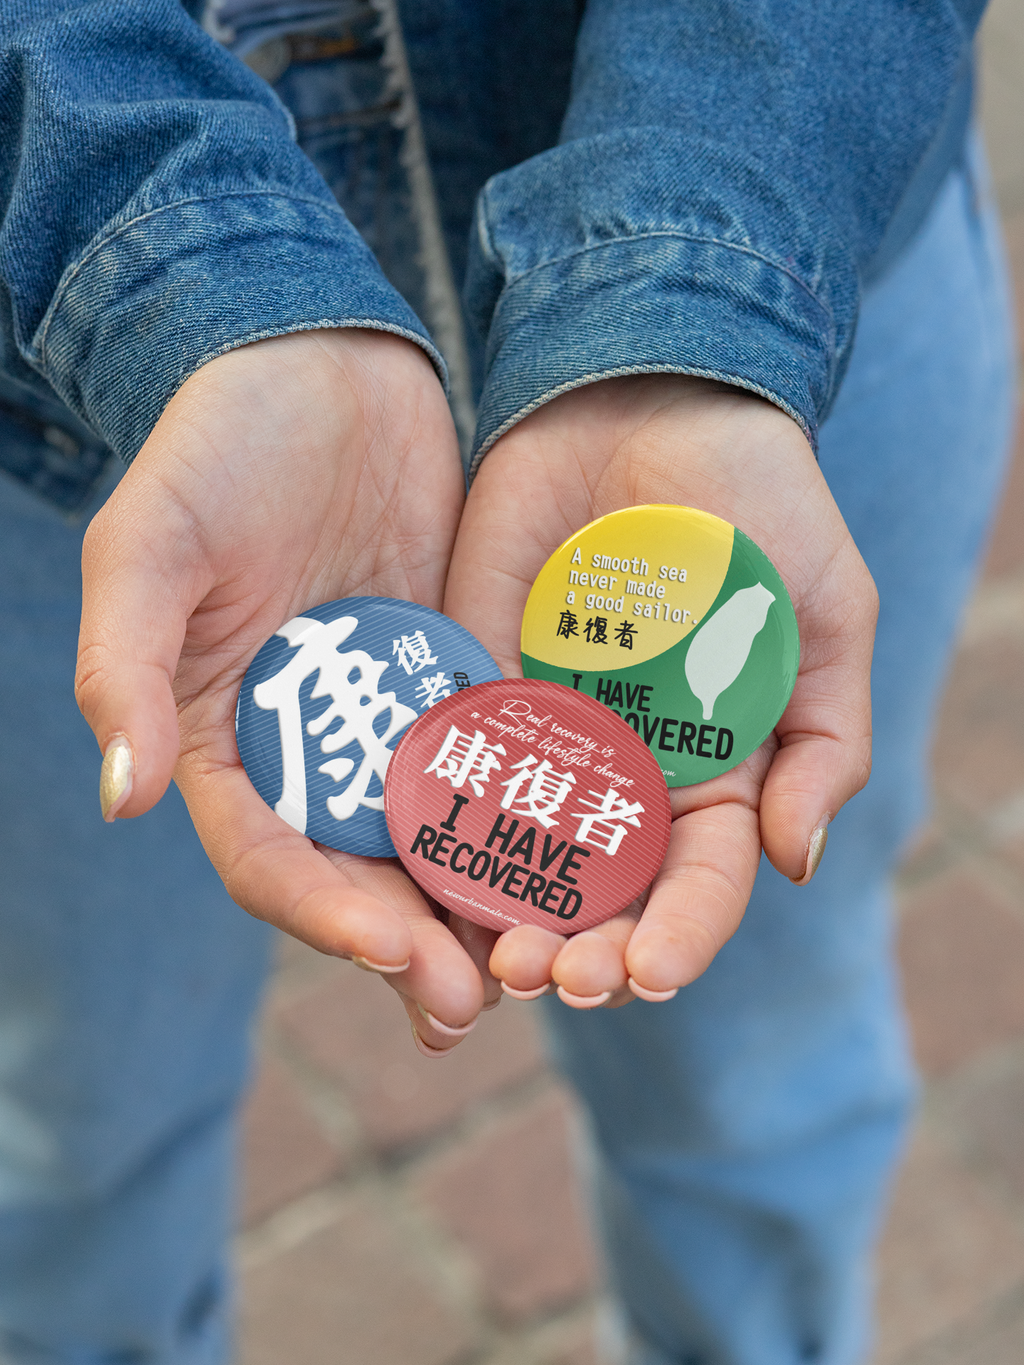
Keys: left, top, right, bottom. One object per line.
{"left": 522, "top": 506, "right": 735, "bottom": 670}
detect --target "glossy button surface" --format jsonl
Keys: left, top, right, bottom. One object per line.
{"left": 236, "top": 597, "right": 502, "bottom": 856}
{"left": 384, "top": 678, "right": 671, "bottom": 935}
{"left": 520, "top": 505, "right": 799, "bottom": 787}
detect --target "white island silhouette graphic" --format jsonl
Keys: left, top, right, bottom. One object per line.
{"left": 684, "top": 582, "right": 776, "bottom": 721}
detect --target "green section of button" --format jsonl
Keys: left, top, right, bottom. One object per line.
{"left": 522, "top": 527, "right": 799, "bottom": 787}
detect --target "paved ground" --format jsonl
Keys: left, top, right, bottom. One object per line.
{"left": 235, "top": 7, "right": 1024, "bottom": 1361}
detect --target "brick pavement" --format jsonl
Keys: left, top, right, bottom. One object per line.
{"left": 236, "top": 5, "right": 1024, "bottom": 1360}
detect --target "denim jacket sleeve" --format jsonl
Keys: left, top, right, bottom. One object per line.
{"left": 0, "top": 0, "right": 444, "bottom": 466}
{"left": 465, "top": 0, "right": 987, "bottom": 470}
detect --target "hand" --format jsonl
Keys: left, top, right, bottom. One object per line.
{"left": 443, "top": 374, "right": 877, "bottom": 1006}
{"left": 76, "top": 328, "right": 496, "bottom": 1051}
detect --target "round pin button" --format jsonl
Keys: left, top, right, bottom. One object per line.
{"left": 520, "top": 506, "right": 799, "bottom": 787}
{"left": 236, "top": 598, "right": 503, "bottom": 857}
{"left": 384, "top": 678, "right": 671, "bottom": 935}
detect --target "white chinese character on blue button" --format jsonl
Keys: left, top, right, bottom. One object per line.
{"left": 236, "top": 598, "right": 502, "bottom": 857}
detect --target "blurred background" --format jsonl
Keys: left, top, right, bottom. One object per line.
{"left": 235, "top": 4, "right": 1024, "bottom": 1361}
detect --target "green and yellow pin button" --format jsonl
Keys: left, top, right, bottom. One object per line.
{"left": 520, "top": 506, "right": 800, "bottom": 787}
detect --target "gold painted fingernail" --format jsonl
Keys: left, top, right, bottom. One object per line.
{"left": 556, "top": 986, "right": 612, "bottom": 1009}
{"left": 411, "top": 1025, "right": 456, "bottom": 1058}
{"left": 792, "top": 816, "right": 830, "bottom": 886}
{"left": 627, "top": 977, "right": 679, "bottom": 1003}
{"left": 418, "top": 1005, "right": 477, "bottom": 1038}
{"left": 351, "top": 955, "right": 411, "bottom": 974}
{"left": 500, "top": 980, "right": 552, "bottom": 1001}
{"left": 100, "top": 737, "right": 133, "bottom": 822}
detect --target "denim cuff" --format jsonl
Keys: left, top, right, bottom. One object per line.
{"left": 32, "top": 190, "right": 446, "bottom": 465}
{"left": 466, "top": 131, "right": 857, "bottom": 472}
{"left": 469, "top": 233, "right": 830, "bottom": 474}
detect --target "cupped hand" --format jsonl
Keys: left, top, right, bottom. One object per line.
{"left": 444, "top": 374, "right": 877, "bottom": 1007}
{"left": 76, "top": 328, "right": 495, "bottom": 1050}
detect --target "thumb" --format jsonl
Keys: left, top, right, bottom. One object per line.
{"left": 758, "top": 647, "right": 874, "bottom": 883}
{"left": 75, "top": 469, "right": 204, "bottom": 821}
{"left": 758, "top": 731, "right": 870, "bottom": 883}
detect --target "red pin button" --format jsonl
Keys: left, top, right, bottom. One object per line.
{"left": 384, "top": 679, "right": 671, "bottom": 935}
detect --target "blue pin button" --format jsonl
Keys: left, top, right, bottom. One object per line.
{"left": 235, "top": 598, "right": 503, "bottom": 857}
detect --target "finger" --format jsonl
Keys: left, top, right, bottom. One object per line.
{"left": 314, "top": 850, "right": 491, "bottom": 1050}
{"left": 313, "top": 851, "right": 489, "bottom": 1055}
{"left": 445, "top": 914, "right": 504, "bottom": 1009}
{"left": 760, "top": 558, "right": 877, "bottom": 882}
{"left": 386, "top": 908, "right": 489, "bottom": 1048}
{"left": 760, "top": 735, "right": 859, "bottom": 884}
{"left": 489, "top": 924, "right": 563, "bottom": 998}
{"left": 78, "top": 469, "right": 207, "bottom": 819}
{"left": 625, "top": 799, "right": 762, "bottom": 994}
{"left": 389, "top": 930, "right": 488, "bottom": 1054}
{"left": 548, "top": 901, "right": 643, "bottom": 1005}
{"left": 396, "top": 983, "right": 478, "bottom": 1057}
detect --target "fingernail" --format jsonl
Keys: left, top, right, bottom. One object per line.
{"left": 481, "top": 997, "right": 502, "bottom": 1011}
{"left": 99, "top": 736, "right": 133, "bottom": 822}
{"left": 501, "top": 980, "right": 552, "bottom": 1001}
{"left": 351, "top": 955, "right": 411, "bottom": 974}
{"left": 411, "top": 1024, "right": 456, "bottom": 1058}
{"left": 417, "top": 1005, "right": 477, "bottom": 1038}
{"left": 627, "top": 977, "right": 679, "bottom": 1003}
{"left": 556, "top": 986, "right": 612, "bottom": 1009}
{"left": 792, "top": 816, "right": 830, "bottom": 886}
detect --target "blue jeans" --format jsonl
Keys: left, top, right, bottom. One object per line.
{"left": 0, "top": 155, "right": 1014, "bottom": 1362}
{"left": 542, "top": 148, "right": 1016, "bottom": 1365}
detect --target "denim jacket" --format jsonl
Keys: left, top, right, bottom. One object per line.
{"left": 0, "top": 0, "right": 985, "bottom": 510}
